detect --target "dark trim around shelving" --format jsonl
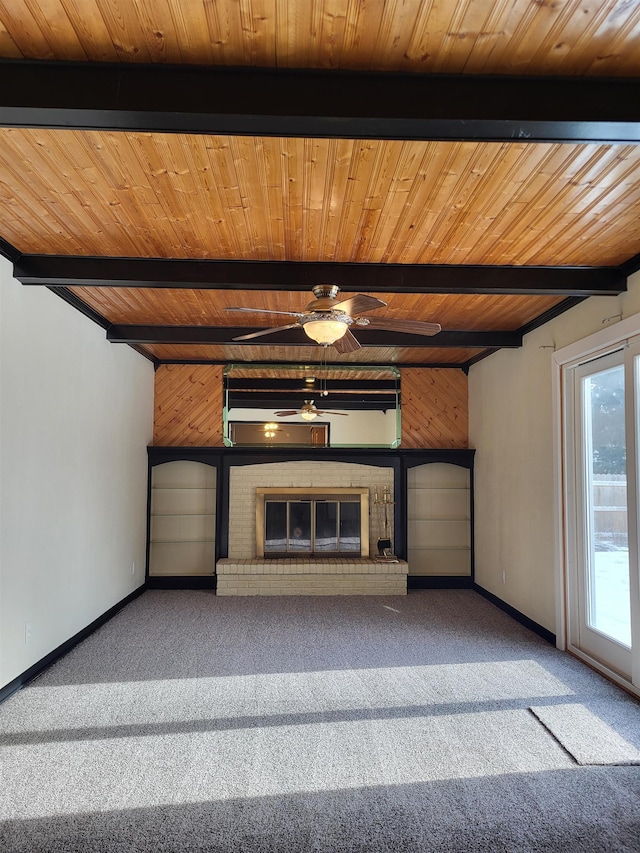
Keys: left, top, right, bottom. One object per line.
{"left": 408, "top": 575, "right": 473, "bottom": 589}
{"left": 146, "top": 576, "right": 216, "bottom": 590}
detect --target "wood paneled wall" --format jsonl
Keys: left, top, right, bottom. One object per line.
{"left": 400, "top": 369, "right": 468, "bottom": 449}
{"left": 154, "top": 365, "right": 224, "bottom": 446}
{"left": 153, "top": 364, "right": 468, "bottom": 449}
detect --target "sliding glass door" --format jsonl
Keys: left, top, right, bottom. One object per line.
{"left": 571, "top": 351, "right": 632, "bottom": 678}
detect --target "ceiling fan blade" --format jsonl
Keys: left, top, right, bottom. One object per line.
{"left": 232, "top": 323, "right": 301, "bottom": 341}
{"left": 332, "top": 294, "right": 387, "bottom": 316}
{"left": 363, "top": 316, "right": 442, "bottom": 336}
{"left": 316, "top": 410, "right": 349, "bottom": 416}
{"left": 332, "top": 329, "right": 361, "bottom": 353}
{"left": 225, "top": 306, "right": 304, "bottom": 318}
{"left": 274, "top": 410, "right": 300, "bottom": 417}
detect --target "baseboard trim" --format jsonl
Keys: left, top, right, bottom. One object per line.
{"left": 408, "top": 575, "right": 473, "bottom": 589}
{"left": 0, "top": 585, "right": 146, "bottom": 706}
{"left": 146, "top": 575, "right": 217, "bottom": 590}
{"left": 473, "top": 583, "right": 556, "bottom": 645}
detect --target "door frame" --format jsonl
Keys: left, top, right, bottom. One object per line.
{"left": 553, "top": 312, "right": 640, "bottom": 697}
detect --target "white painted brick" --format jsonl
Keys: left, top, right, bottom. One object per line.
{"left": 215, "top": 567, "right": 407, "bottom": 596}
{"left": 228, "top": 461, "right": 395, "bottom": 559}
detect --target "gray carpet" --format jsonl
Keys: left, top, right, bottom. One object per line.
{"left": 0, "top": 590, "right": 638, "bottom": 852}
{"left": 530, "top": 702, "right": 640, "bottom": 765}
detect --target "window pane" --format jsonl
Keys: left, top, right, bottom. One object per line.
{"left": 288, "top": 502, "right": 311, "bottom": 551}
{"left": 315, "top": 502, "right": 338, "bottom": 551}
{"left": 584, "top": 364, "right": 631, "bottom": 646}
{"left": 340, "top": 502, "right": 361, "bottom": 552}
{"left": 265, "top": 502, "right": 287, "bottom": 553}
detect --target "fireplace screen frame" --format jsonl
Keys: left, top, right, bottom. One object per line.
{"left": 256, "top": 487, "right": 370, "bottom": 558}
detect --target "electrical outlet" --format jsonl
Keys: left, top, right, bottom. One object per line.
{"left": 131, "top": 561, "right": 136, "bottom": 576}
{"left": 501, "top": 571, "right": 506, "bottom": 584}
{"left": 25, "top": 622, "right": 32, "bottom": 644}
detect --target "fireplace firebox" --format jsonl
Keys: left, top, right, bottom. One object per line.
{"left": 256, "top": 487, "right": 370, "bottom": 558}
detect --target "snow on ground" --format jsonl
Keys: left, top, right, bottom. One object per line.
{"left": 592, "top": 548, "right": 631, "bottom": 646}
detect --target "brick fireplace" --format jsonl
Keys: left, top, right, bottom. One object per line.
{"left": 216, "top": 460, "right": 408, "bottom": 595}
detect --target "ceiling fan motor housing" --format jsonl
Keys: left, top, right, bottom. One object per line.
{"left": 307, "top": 284, "right": 342, "bottom": 311}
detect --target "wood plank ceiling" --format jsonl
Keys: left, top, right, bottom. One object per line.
{"left": 1, "top": 0, "right": 640, "bottom": 370}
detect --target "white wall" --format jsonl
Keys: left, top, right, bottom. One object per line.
{"left": 469, "top": 271, "right": 640, "bottom": 633}
{"left": 0, "top": 258, "right": 154, "bottom": 689}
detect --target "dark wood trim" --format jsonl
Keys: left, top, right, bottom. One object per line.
{"left": 401, "top": 448, "right": 475, "bottom": 469}
{"left": 620, "top": 253, "right": 640, "bottom": 277}
{"left": 147, "top": 445, "right": 473, "bottom": 470}
{"left": 146, "top": 576, "right": 216, "bottom": 590}
{"left": 518, "top": 296, "right": 586, "bottom": 338}
{"left": 229, "top": 393, "right": 396, "bottom": 410}
{"left": 215, "top": 462, "right": 226, "bottom": 567}
{"left": 108, "top": 324, "right": 522, "bottom": 349}
{"left": 408, "top": 576, "right": 473, "bottom": 589}
{"left": 228, "top": 378, "right": 398, "bottom": 392}
{"left": 149, "top": 448, "right": 226, "bottom": 465}
{"left": 158, "top": 359, "right": 470, "bottom": 369}
{"left": 46, "top": 285, "right": 111, "bottom": 329}
{"left": 0, "top": 585, "right": 146, "bottom": 706}
{"left": 464, "top": 348, "right": 502, "bottom": 370}
{"left": 144, "top": 460, "right": 153, "bottom": 583}
{"left": 219, "top": 454, "right": 231, "bottom": 560}
{"left": 128, "top": 345, "right": 160, "bottom": 366}
{"left": 15, "top": 255, "right": 625, "bottom": 297}
{"left": 147, "top": 447, "right": 474, "bottom": 572}
{"left": 473, "top": 583, "right": 556, "bottom": 645}
{"left": 464, "top": 295, "right": 592, "bottom": 371}
{"left": 0, "top": 235, "right": 21, "bottom": 263}
{"left": 463, "top": 296, "right": 586, "bottom": 375}
{"left": 46, "top": 287, "right": 158, "bottom": 364}
{"left": 2, "top": 61, "right": 640, "bottom": 144}
{"left": 396, "top": 460, "right": 408, "bottom": 560}
{"left": 469, "top": 466, "right": 476, "bottom": 584}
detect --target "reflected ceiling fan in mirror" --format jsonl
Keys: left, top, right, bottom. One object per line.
{"left": 225, "top": 285, "right": 442, "bottom": 352}
{"left": 275, "top": 400, "right": 349, "bottom": 421}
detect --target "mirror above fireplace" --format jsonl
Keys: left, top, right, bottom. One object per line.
{"left": 223, "top": 364, "right": 401, "bottom": 448}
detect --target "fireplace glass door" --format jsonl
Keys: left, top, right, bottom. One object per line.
{"left": 264, "top": 500, "right": 361, "bottom": 555}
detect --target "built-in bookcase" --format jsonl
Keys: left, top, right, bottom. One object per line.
{"left": 407, "top": 463, "right": 471, "bottom": 577}
{"left": 149, "top": 460, "right": 216, "bottom": 576}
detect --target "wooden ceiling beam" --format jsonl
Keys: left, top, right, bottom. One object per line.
{"left": 229, "top": 394, "right": 396, "bottom": 410}
{"left": 1, "top": 61, "right": 639, "bottom": 144}
{"left": 15, "top": 256, "right": 625, "bottom": 297}
{"left": 227, "top": 379, "right": 397, "bottom": 391}
{"left": 106, "top": 325, "right": 522, "bottom": 348}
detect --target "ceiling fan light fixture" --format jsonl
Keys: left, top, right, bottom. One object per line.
{"left": 300, "top": 409, "right": 318, "bottom": 421}
{"left": 302, "top": 315, "right": 350, "bottom": 345}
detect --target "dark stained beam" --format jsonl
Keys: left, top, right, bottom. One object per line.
{"left": 620, "top": 252, "right": 640, "bottom": 277}
{"left": 1, "top": 61, "right": 640, "bottom": 143}
{"left": 15, "top": 256, "right": 625, "bottom": 297}
{"left": 227, "top": 379, "right": 397, "bottom": 392}
{"left": 229, "top": 394, "right": 396, "bottom": 410}
{"left": 155, "top": 359, "right": 469, "bottom": 368}
{"left": 0, "top": 235, "right": 21, "bottom": 263}
{"left": 106, "top": 325, "right": 522, "bottom": 348}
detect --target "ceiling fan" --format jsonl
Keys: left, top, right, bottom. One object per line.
{"left": 225, "top": 285, "right": 442, "bottom": 353}
{"left": 275, "top": 400, "right": 349, "bottom": 421}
